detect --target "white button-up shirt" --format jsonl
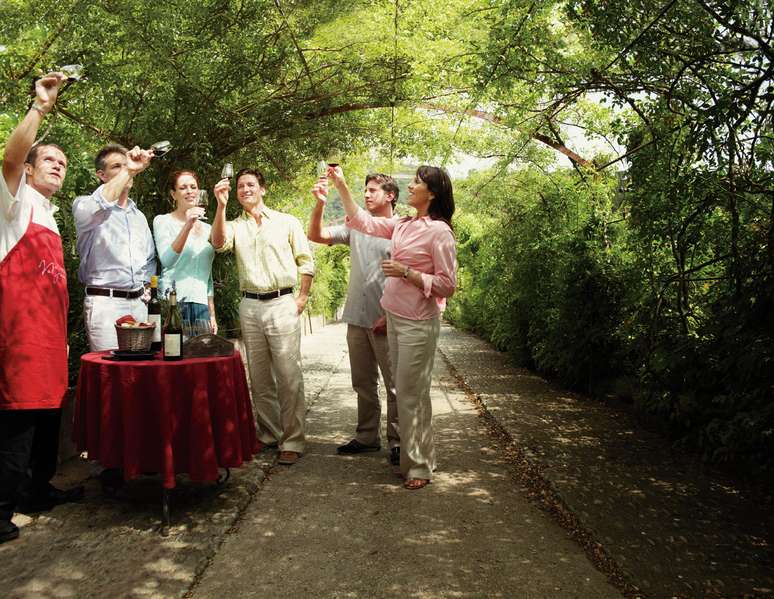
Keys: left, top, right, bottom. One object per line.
{"left": 0, "top": 173, "right": 60, "bottom": 264}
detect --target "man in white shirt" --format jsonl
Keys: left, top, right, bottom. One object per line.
{"left": 0, "top": 73, "right": 84, "bottom": 544}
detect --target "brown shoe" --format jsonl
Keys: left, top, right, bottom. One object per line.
{"left": 277, "top": 451, "right": 300, "bottom": 465}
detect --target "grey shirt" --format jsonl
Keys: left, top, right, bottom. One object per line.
{"left": 328, "top": 223, "right": 392, "bottom": 329}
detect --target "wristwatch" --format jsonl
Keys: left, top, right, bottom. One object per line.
{"left": 30, "top": 103, "right": 48, "bottom": 117}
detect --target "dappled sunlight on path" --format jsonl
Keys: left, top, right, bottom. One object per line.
{"left": 438, "top": 324, "right": 774, "bottom": 598}
{"left": 191, "top": 323, "right": 619, "bottom": 598}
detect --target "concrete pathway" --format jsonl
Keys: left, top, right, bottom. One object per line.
{"left": 438, "top": 324, "right": 774, "bottom": 599}
{"left": 1, "top": 322, "right": 620, "bottom": 598}
{"left": 190, "top": 323, "right": 619, "bottom": 598}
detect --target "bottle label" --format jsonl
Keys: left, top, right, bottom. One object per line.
{"left": 149, "top": 314, "right": 162, "bottom": 342}
{"left": 164, "top": 334, "right": 182, "bottom": 357}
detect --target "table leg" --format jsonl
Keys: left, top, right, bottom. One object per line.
{"left": 216, "top": 467, "right": 231, "bottom": 486}
{"left": 161, "top": 488, "right": 171, "bottom": 537}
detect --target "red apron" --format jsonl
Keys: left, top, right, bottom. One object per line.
{"left": 0, "top": 211, "right": 69, "bottom": 409}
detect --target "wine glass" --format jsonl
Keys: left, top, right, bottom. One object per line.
{"left": 194, "top": 319, "right": 212, "bottom": 337}
{"left": 196, "top": 190, "right": 208, "bottom": 221}
{"left": 316, "top": 161, "right": 327, "bottom": 178}
{"left": 221, "top": 162, "right": 234, "bottom": 179}
{"left": 60, "top": 64, "right": 84, "bottom": 82}
{"left": 150, "top": 140, "right": 172, "bottom": 158}
{"left": 326, "top": 154, "right": 341, "bottom": 169}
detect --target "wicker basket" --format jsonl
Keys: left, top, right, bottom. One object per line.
{"left": 115, "top": 324, "right": 155, "bottom": 352}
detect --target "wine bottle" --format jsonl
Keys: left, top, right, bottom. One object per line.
{"left": 163, "top": 285, "right": 183, "bottom": 361}
{"left": 148, "top": 275, "right": 162, "bottom": 352}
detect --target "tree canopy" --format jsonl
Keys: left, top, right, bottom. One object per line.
{"left": 2, "top": 0, "right": 772, "bottom": 469}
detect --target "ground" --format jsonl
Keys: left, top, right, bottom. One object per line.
{"left": 1, "top": 322, "right": 771, "bottom": 598}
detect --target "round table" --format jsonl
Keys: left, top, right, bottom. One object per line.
{"left": 74, "top": 351, "right": 257, "bottom": 489}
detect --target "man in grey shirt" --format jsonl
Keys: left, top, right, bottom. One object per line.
{"left": 308, "top": 172, "right": 400, "bottom": 465}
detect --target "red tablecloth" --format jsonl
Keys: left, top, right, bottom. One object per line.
{"left": 74, "top": 351, "right": 257, "bottom": 488}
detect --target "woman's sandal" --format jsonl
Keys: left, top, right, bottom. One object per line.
{"left": 404, "top": 478, "right": 430, "bottom": 490}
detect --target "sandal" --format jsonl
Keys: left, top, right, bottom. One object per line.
{"left": 403, "top": 478, "right": 430, "bottom": 490}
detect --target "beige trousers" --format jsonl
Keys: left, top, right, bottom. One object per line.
{"left": 386, "top": 312, "right": 440, "bottom": 480}
{"left": 239, "top": 295, "right": 305, "bottom": 453}
{"left": 346, "top": 324, "right": 399, "bottom": 449}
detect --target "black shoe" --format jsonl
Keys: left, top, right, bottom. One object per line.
{"left": 390, "top": 447, "right": 400, "bottom": 466}
{"left": 336, "top": 439, "right": 381, "bottom": 454}
{"left": 18, "top": 484, "right": 85, "bottom": 513}
{"left": 0, "top": 520, "right": 19, "bottom": 544}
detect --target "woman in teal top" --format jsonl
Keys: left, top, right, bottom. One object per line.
{"left": 153, "top": 170, "right": 217, "bottom": 333}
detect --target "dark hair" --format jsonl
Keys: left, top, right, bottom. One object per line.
{"left": 235, "top": 168, "right": 266, "bottom": 188}
{"left": 25, "top": 143, "right": 66, "bottom": 167}
{"left": 365, "top": 173, "right": 399, "bottom": 209}
{"left": 94, "top": 144, "right": 128, "bottom": 171}
{"left": 416, "top": 165, "right": 454, "bottom": 229}
{"left": 168, "top": 170, "right": 200, "bottom": 192}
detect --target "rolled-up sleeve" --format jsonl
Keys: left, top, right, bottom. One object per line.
{"left": 345, "top": 207, "right": 396, "bottom": 239}
{"left": 214, "top": 220, "right": 235, "bottom": 253}
{"left": 290, "top": 217, "right": 315, "bottom": 277}
{"left": 420, "top": 227, "right": 457, "bottom": 299}
{"left": 72, "top": 186, "right": 112, "bottom": 235}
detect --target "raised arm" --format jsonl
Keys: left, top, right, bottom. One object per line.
{"left": 328, "top": 166, "right": 358, "bottom": 218}
{"left": 210, "top": 178, "right": 230, "bottom": 250}
{"left": 2, "top": 72, "right": 66, "bottom": 196}
{"left": 100, "top": 146, "right": 153, "bottom": 204}
{"left": 307, "top": 176, "right": 333, "bottom": 244}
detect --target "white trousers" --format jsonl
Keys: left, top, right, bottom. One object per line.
{"left": 83, "top": 295, "right": 148, "bottom": 352}
{"left": 239, "top": 295, "right": 306, "bottom": 453}
{"left": 347, "top": 324, "right": 399, "bottom": 449}
{"left": 386, "top": 311, "right": 440, "bottom": 480}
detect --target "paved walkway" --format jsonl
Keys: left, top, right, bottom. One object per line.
{"left": 190, "top": 323, "right": 618, "bottom": 598}
{"left": 2, "top": 322, "right": 771, "bottom": 598}
{"left": 438, "top": 325, "right": 774, "bottom": 599}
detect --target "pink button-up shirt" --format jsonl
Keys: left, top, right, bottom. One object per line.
{"left": 346, "top": 207, "right": 456, "bottom": 321}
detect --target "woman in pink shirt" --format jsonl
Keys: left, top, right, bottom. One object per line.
{"left": 332, "top": 165, "right": 456, "bottom": 490}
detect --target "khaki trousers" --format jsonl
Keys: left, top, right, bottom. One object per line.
{"left": 239, "top": 295, "right": 305, "bottom": 453}
{"left": 346, "top": 324, "right": 399, "bottom": 449}
{"left": 386, "top": 312, "right": 440, "bottom": 480}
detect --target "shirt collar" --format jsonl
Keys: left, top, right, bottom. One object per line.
{"left": 241, "top": 205, "right": 273, "bottom": 220}
{"left": 24, "top": 177, "right": 59, "bottom": 215}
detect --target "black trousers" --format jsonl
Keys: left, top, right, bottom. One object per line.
{"left": 0, "top": 409, "right": 62, "bottom": 521}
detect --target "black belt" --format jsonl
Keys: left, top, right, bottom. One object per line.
{"left": 86, "top": 286, "right": 144, "bottom": 299}
{"left": 242, "top": 288, "right": 293, "bottom": 301}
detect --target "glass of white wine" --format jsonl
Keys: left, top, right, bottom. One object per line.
{"left": 196, "top": 190, "right": 208, "bottom": 221}
{"left": 150, "top": 140, "right": 172, "bottom": 157}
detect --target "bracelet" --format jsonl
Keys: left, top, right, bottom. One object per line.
{"left": 403, "top": 267, "right": 411, "bottom": 279}
{"left": 30, "top": 103, "right": 48, "bottom": 117}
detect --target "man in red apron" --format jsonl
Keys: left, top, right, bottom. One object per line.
{"left": 0, "top": 72, "right": 84, "bottom": 544}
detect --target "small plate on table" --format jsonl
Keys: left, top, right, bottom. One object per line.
{"left": 103, "top": 350, "right": 158, "bottom": 361}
